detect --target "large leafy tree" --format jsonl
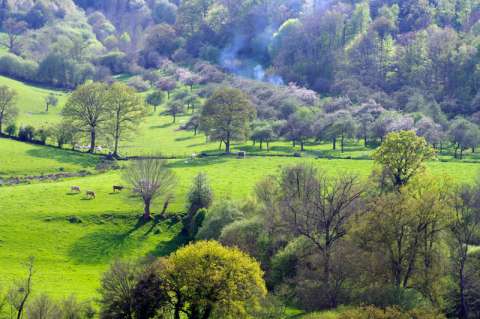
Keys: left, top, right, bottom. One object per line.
{"left": 159, "top": 240, "right": 267, "bottom": 319}
{"left": 61, "top": 82, "right": 110, "bottom": 153}
{"left": 200, "top": 87, "right": 256, "bottom": 153}
{"left": 373, "top": 130, "right": 435, "bottom": 188}
{"left": 107, "top": 83, "right": 146, "bottom": 158}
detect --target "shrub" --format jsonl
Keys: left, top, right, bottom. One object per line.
{"left": 338, "top": 306, "right": 445, "bottom": 319}
{"left": 35, "top": 127, "right": 50, "bottom": 144}
{"left": 5, "top": 123, "right": 16, "bottom": 136}
{"left": 0, "top": 54, "right": 38, "bottom": 82}
{"left": 127, "top": 76, "right": 150, "bottom": 92}
{"left": 18, "top": 126, "right": 36, "bottom": 141}
{"left": 196, "top": 200, "right": 244, "bottom": 240}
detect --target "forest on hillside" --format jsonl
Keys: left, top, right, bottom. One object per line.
{"left": 2, "top": 0, "right": 480, "bottom": 154}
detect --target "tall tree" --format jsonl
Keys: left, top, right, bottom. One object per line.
{"left": 450, "top": 181, "right": 480, "bottom": 319}
{"left": 0, "top": 85, "right": 17, "bottom": 134}
{"left": 200, "top": 87, "right": 256, "bottom": 153}
{"left": 107, "top": 83, "right": 146, "bottom": 158}
{"left": 373, "top": 130, "right": 435, "bottom": 188}
{"left": 44, "top": 93, "right": 58, "bottom": 113}
{"left": 61, "top": 83, "right": 110, "bottom": 153}
{"left": 158, "top": 240, "right": 267, "bottom": 319}
{"left": 1, "top": 18, "right": 27, "bottom": 54}
{"left": 279, "top": 164, "right": 363, "bottom": 307}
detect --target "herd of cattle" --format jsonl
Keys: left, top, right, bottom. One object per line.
{"left": 70, "top": 185, "right": 125, "bottom": 199}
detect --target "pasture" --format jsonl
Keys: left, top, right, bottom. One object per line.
{"left": 0, "top": 151, "right": 479, "bottom": 299}
{"left": 1, "top": 75, "right": 480, "bottom": 303}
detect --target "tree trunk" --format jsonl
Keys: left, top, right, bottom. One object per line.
{"left": 301, "top": 141, "right": 305, "bottom": 151}
{"left": 0, "top": 117, "right": 3, "bottom": 134}
{"left": 225, "top": 132, "right": 231, "bottom": 153}
{"left": 260, "top": 140, "right": 263, "bottom": 150}
{"left": 201, "top": 305, "right": 213, "bottom": 319}
{"left": 89, "top": 128, "right": 96, "bottom": 153}
{"left": 332, "top": 138, "right": 336, "bottom": 150}
{"left": 45, "top": 103, "right": 49, "bottom": 112}
{"left": 225, "top": 140, "right": 231, "bottom": 153}
{"left": 143, "top": 199, "right": 151, "bottom": 221}
{"left": 173, "top": 114, "right": 176, "bottom": 123}
{"left": 341, "top": 134, "right": 345, "bottom": 153}
{"left": 113, "top": 113, "right": 120, "bottom": 157}
{"left": 267, "top": 141, "right": 270, "bottom": 151}
{"left": 459, "top": 257, "right": 468, "bottom": 319}
{"left": 364, "top": 135, "right": 367, "bottom": 147}
{"left": 194, "top": 127, "right": 197, "bottom": 135}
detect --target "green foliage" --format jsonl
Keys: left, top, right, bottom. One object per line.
{"left": 196, "top": 200, "right": 244, "bottom": 240}
{"left": 373, "top": 130, "right": 435, "bottom": 187}
{"left": 201, "top": 87, "right": 256, "bottom": 153}
{"left": 183, "top": 173, "right": 213, "bottom": 238}
{"left": 338, "top": 306, "right": 445, "bottom": 319}
{"left": 160, "top": 240, "right": 267, "bottom": 319}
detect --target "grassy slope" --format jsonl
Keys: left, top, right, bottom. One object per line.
{"left": 0, "top": 76, "right": 67, "bottom": 126}
{"left": 0, "top": 138, "right": 99, "bottom": 177}
{"left": 0, "top": 76, "right": 480, "bottom": 302}
{"left": 0, "top": 155, "right": 478, "bottom": 299}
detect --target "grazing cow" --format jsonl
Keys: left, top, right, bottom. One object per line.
{"left": 86, "top": 191, "right": 96, "bottom": 199}
{"left": 113, "top": 185, "right": 124, "bottom": 192}
{"left": 71, "top": 186, "right": 81, "bottom": 193}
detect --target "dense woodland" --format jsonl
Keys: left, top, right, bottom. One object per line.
{"left": 3, "top": 0, "right": 480, "bottom": 319}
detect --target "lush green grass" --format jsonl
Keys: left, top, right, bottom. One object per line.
{"left": 1, "top": 152, "right": 479, "bottom": 300}
{"left": 0, "top": 76, "right": 67, "bottom": 127}
{"left": 0, "top": 138, "right": 99, "bottom": 177}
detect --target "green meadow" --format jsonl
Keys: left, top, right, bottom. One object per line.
{"left": 0, "top": 75, "right": 479, "bottom": 303}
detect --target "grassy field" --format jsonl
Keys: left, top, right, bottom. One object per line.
{"left": 0, "top": 138, "right": 99, "bottom": 177}
{"left": 3, "top": 75, "right": 480, "bottom": 162}
{"left": 1, "top": 151, "right": 479, "bottom": 299}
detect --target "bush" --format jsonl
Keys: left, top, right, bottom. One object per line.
{"left": 0, "top": 54, "right": 38, "bottom": 82}
{"left": 18, "top": 126, "right": 36, "bottom": 141}
{"left": 219, "top": 217, "right": 267, "bottom": 263}
{"left": 196, "top": 200, "right": 244, "bottom": 240}
{"left": 338, "top": 306, "right": 445, "bottom": 319}
{"left": 97, "top": 51, "right": 127, "bottom": 74}
{"left": 5, "top": 123, "right": 16, "bottom": 136}
{"left": 35, "top": 127, "right": 50, "bottom": 144}
{"left": 127, "top": 76, "right": 150, "bottom": 92}
{"left": 182, "top": 173, "right": 213, "bottom": 238}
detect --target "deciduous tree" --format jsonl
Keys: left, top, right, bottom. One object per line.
{"left": 123, "top": 159, "right": 176, "bottom": 221}
{"left": 61, "top": 83, "right": 110, "bottom": 153}
{"left": 200, "top": 87, "right": 256, "bottom": 153}
{"left": 0, "top": 85, "right": 17, "bottom": 134}
{"left": 373, "top": 131, "right": 435, "bottom": 188}
{"left": 107, "top": 83, "right": 146, "bottom": 158}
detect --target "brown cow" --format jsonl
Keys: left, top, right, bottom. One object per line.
{"left": 113, "top": 185, "right": 124, "bottom": 192}
{"left": 71, "top": 186, "right": 81, "bottom": 193}
{"left": 86, "top": 191, "right": 96, "bottom": 199}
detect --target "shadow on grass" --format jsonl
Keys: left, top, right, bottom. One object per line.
{"left": 150, "top": 123, "right": 174, "bottom": 129}
{"left": 26, "top": 147, "right": 97, "bottom": 168}
{"left": 68, "top": 228, "right": 140, "bottom": 264}
{"left": 175, "top": 136, "right": 194, "bottom": 142}
{"left": 149, "top": 232, "right": 188, "bottom": 257}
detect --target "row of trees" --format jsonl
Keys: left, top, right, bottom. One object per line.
{"left": 60, "top": 82, "right": 145, "bottom": 157}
